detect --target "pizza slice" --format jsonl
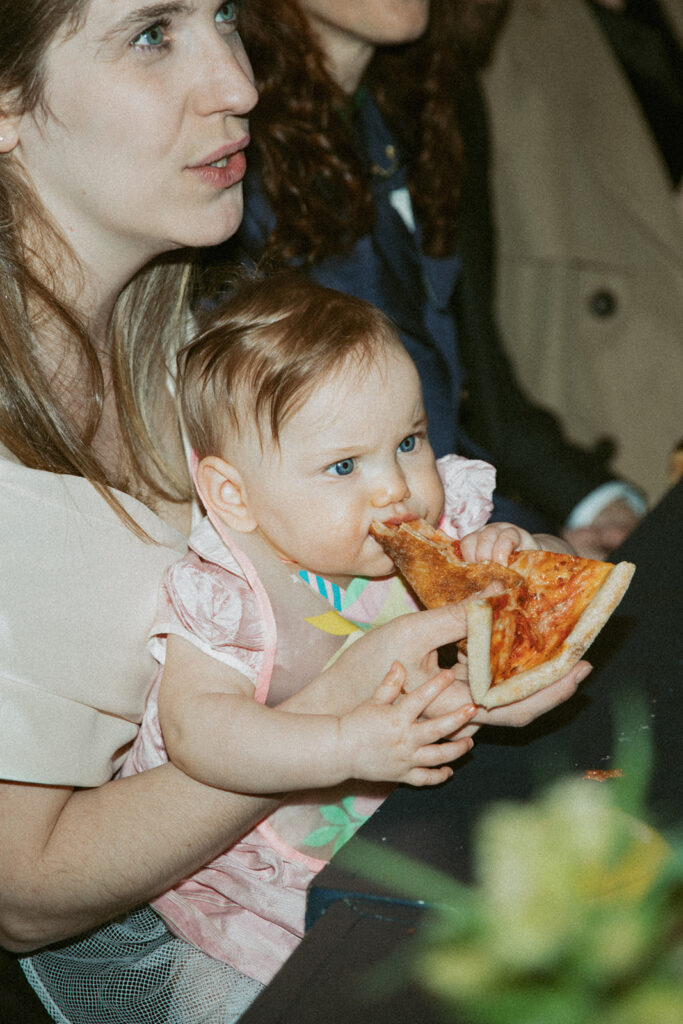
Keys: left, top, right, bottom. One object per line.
{"left": 370, "top": 519, "right": 635, "bottom": 708}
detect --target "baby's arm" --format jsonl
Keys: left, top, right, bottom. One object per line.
{"left": 460, "top": 522, "right": 574, "bottom": 565}
{"left": 158, "top": 635, "right": 477, "bottom": 794}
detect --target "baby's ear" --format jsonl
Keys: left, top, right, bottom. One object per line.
{"left": 196, "top": 456, "right": 257, "bottom": 533}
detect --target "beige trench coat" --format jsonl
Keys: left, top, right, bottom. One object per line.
{"left": 482, "top": 0, "right": 683, "bottom": 504}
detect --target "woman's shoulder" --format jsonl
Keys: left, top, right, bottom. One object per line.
{"left": 0, "top": 448, "right": 190, "bottom": 787}
{"left": 0, "top": 443, "right": 187, "bottom": 552}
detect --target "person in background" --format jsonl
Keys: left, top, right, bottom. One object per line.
{"left": 482, "top": 0, "right": 683, "bottom": 514}
{"left": 215, "top": 0, "right": 646, "bottom": 560}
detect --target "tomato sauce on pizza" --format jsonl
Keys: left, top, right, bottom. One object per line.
{"left": 370, "top": 519, "right": 634, "bottom": 707}
{"left": 487, "top": 552, "right": 612, "bottom": 683}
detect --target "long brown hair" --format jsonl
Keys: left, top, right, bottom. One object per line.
{"left": 237, "top": 0, "right": 508, "bottom": 264}
{"left": 0, "top": 0, "right": 193, "bottom": 532}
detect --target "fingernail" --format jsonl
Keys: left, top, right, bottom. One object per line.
{"left": 576, "top": 664, "right": 593, "bottom": 684}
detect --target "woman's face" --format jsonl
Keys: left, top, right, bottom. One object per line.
{"left": 298, "top": 0, "right": 430, "bottom": 91}
{"left": 13, "top": 0, "right": 257, "bottom": 277}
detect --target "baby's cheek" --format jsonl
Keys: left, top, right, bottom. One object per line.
{"left": 323, "top": 511, "right": 363, "bottom": 560}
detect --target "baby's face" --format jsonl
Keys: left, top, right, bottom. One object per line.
{"left": 235, "top": 344, "right": 444, "bottom": 585}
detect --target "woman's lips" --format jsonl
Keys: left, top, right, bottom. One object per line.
{"left": 187, "top": 136, "right": 249, "bottom": 189}
{"left": 187, "top": 149, "right": 247, "bottom": 189}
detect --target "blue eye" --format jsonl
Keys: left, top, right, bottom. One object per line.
{"left": 327, "top": 458, "right": 356, "bottom": 477}
{"left": 216, "top": 2, "right": 238, "bottom": 24}
{"left": 398, "top": 435, "right": 416, "bottom": 453}
{"left": 132, "top": 22, "right": 168, "bottom": 50}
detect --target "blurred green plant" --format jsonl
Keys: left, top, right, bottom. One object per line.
{"left": 339, "top": 698, "right": 683, "bottom": 1023}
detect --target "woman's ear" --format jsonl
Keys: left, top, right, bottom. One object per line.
{"left": 0, "top": 106, "right": 20, "bottom": 153}
{"left": 196, "top": 455, "right": 257, "bottom": 533}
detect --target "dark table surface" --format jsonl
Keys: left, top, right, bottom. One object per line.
{"left": 242, "top": 480, "right": 683, "bottom": 1024}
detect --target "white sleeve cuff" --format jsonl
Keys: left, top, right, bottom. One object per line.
{"left": 565, "top": 482, "right": 647, "bottom": 530}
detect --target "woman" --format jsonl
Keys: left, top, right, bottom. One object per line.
{"left": 0, "top": 3, "right": 587, "bottom": 1022}
{"left": 226, "top": 0, "right": 643, "bottom": 555}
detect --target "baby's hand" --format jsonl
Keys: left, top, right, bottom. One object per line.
{"left": 460, "top": 522, "right": 573, "bottom": 565}
{"left": 460, "top": 522, "right": 540, "bottom": 565}
{"left": 338, "top": 662, "right": 476, "bottom": 787}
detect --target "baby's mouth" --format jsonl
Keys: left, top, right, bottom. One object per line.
{"left": 378, "top": 513, "right": 421, "bottom": 527}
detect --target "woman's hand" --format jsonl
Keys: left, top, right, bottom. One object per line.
{"left": 564, "top": 498, "right": 641, "bottom": 560}
{"left": 425, "top": 657, "right": 591, "bottom": 736}
{"left": 296, "top": 596, "right": 589, "bottom": 735}
{"left": 295, "top": 602, "right": 473, "bottom": 718}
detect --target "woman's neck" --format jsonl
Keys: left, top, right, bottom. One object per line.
{"left": 307, "top": 20, "right": 375, "bottom": 94}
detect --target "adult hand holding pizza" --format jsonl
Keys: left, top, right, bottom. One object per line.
{"left": 442, "top": 652, "right": 592, "bottom": 733}
{"left": 409, "top": 580, "right": 592, "bottom": 735}
{"left": 320, "top": 579, "right": 590, "bottom": 738}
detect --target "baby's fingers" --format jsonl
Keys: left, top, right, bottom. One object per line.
{"left": 398, "top": 667, "right": 456, "bottom": 717}
{"left": 368, "top": 661, "right": 407, "bottom": 706}
{"left": 404, "top": 764, "right": 455, "bottom": 787}
{"left": 404, "top": 735, "right": 474, "bottom": 787}
{"left": 415, "top": 702, "right": 478, "bottom": 743}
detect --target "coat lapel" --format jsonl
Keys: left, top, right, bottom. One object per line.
{"left": 356, "top": 93, "right": 461, "bottom": 337}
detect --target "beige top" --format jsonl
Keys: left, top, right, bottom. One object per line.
{"left": 0, "top": 444, "right": 188, "bottom": 787}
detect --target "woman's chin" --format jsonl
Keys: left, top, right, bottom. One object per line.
{"left": 173, "top": 197, "right": 245, "bottom": 250}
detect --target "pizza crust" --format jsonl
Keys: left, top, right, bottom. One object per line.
{"left": 467, "top": 559, "right": 635, "bottom": 707}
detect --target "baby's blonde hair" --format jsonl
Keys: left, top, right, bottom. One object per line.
{"left": 179, "top": 271, "right": 404, "bottom": 459}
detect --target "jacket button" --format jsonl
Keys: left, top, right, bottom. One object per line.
{"left": 588, "top": 289, "right": 617, "bottom": 318}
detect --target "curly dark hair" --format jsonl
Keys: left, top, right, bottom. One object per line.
{"left": 237, "top": 0, "right": 508, "bottom": 263}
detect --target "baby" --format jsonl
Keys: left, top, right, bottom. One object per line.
{"left": 122, "top": 272, "right": 569, "bottom": 989}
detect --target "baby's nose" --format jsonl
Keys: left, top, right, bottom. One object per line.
{"left": 371, "top": 467, "right": 410, "bottom": 508}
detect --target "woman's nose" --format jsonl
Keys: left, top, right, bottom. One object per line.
{"left": 371, "top": 466, "right": 410, "bottom": 508}
{"left": 195, "top": 33, "right": 258, "bottom": 118}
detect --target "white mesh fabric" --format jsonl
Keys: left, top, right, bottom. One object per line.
{"left": 20, "top": 906, "right": 264, "bottom": 1024}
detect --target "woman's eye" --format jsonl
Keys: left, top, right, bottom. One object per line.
{"left": 216, "top": 2, "right": 238, "bottom": 25}
{"left": 132, "top": 22, "right": 169, "bottom": 50}
{"left": 327, "top": 458, "right": 356, "bottom": 477}
{"left": 398, "top": 435, "right": 416, "bottom": 454}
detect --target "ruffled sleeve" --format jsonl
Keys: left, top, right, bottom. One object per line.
{"left": 150, "top": 532, "right": 265, "bottom": 686}
{"left": 436, "top": 453, "right": 496, "bottom": 539}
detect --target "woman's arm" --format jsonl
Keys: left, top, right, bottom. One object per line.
{"left": 0, "top": 602, "right": 586, "bottom": 953}
{"left": 0, "top": 602, "right": 472, "bottom": 952}
{"left": 0, "top": 768, "right": 275, "bottom": 954}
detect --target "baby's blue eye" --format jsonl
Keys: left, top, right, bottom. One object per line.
{"left": 216, "top": 2, "right": 238, "bottom": 23}
{"left": 398, "top": 435, "right": 416, "bottom": 453}
{"left": 328, "top": 458, "right": 355, "bottom": 477}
